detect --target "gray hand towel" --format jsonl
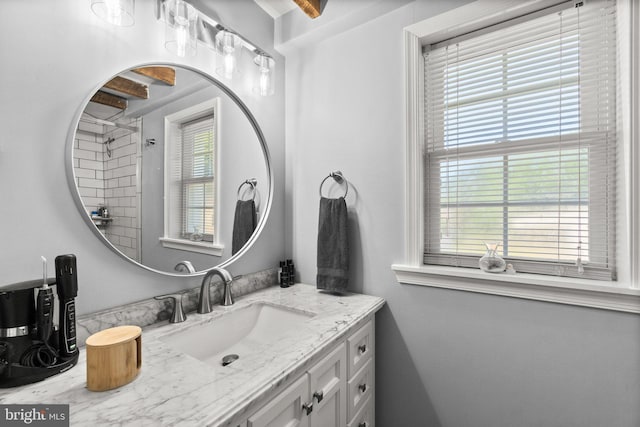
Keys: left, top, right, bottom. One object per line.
{"left": 317, "top": 197, "right": 349, "bottom": 292}
{"left": 232, "top": 199, "right": 257, "bottom": 255}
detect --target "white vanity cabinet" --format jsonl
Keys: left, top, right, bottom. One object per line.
{"left": 246, "top": 317, "right": 375, "bottom": 427}
{"left": 247, "top": 374, "right": 311, "bottom": 427}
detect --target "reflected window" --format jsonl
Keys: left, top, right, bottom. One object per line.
{"left": 164, "top": 99, "right": 219, "bottom": 245}
{"left": 181, "top": 115, "right": 215, "bottom": 240}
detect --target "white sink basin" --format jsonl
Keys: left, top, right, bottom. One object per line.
{"left": 158, "top": 303, "right": 314, "bottom": 367}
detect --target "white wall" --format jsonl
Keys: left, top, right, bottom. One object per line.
{"left": 0, "top": 0, "right": 285, "bottom": 315}
{"left": 282, "top": 1, "right": 640, "bottom": 426}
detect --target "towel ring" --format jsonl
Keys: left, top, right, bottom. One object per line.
{"left": 319, "top": 171, "right": 348, "bottom": 199}
{"left": 237, "top": 178, "right": 257, "bottom": 201}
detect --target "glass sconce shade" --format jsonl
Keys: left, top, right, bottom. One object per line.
{"left": 215, "top": 30, "right": 243, "bottom": 80}
{"left": 91, "top": 0, "right": 135, "bottom": 27}
{"left": 254, "top": 54, "right": 275, "bottom": 97}
{"left": 163, "top": 0, "right": 198, "bottom": 57}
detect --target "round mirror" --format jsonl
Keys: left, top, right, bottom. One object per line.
{"left": 66, "top": 64, "right": 272, "bottom": 275}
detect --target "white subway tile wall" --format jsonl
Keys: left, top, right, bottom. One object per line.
{"left": 73, "top": 117, "right": 142, "bottom": 262}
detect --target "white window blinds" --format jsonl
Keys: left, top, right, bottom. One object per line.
{"left": 181, "top": 115, "right": 215, "bottom": 240}
{"left": 423, "top": 0, "right": 617, "bottom": 280}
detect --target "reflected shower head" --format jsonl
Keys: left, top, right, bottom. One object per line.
{"left": 104, "top": 137, "right": 114, "bottom": 158}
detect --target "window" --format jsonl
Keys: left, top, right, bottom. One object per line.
{"left": 162, "top": 99, "right": 222, "bottom": 255}
{"left": 181, "top": 115, "right": 216, "bottom": 241}
{"left": 423, "top": 1, "right": 617, "bottom": 280}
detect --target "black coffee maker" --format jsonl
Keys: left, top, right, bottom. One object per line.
{"left": 0, "top": 255, "right": 79, "bottom": 387}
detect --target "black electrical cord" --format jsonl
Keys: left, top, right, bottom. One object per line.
{"left": 20, "top": 342, "right": 58, "bottom": 368}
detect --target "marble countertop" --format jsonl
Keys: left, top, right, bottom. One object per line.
{"left": 0, "top": 284, "right": 385, "bottom": 426}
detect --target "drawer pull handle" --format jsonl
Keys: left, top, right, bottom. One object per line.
{"left": 358, "top": 423, "right": 368, "bottom": 427}
{"left": 358, "top": 344, "right": 367, "bottom": 354}
{"left": 313, "top": 390, "right": 324, "bottom": 403}
{"left": 302, "top": 402, "right": 313, "bottom": 415}
{"left": 358, "top": 383, "right": 367, "bottom": 393}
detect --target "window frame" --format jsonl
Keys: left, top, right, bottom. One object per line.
{"left": 159, "top": 98, "right": 224, "bottom": 256}
{"left": 392, "top": 0, "right": 640, "bottom": 313}
{"left": 422, "top": 8, "right": 616, "bottom": 280}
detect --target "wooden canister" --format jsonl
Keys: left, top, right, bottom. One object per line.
{"left": 85, "top": 325, "right": 142, "bottom": 392}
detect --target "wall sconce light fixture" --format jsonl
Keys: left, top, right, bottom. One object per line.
{"left": 215, "top": 30, "right": 243, "bottom": 80}
{"left": 254, "top": 53, "right": 275, "bottom": 97}
{"left": 163, "top": 0, "right": 197, "bottom": 57}
{"left": 91, "top": 0, "right": 135, "bottom": 27}
{"left": 156, "top": 0, "right": 276, "bottom": 94}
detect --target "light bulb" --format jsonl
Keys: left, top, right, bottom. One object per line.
{"left": 174, "top": 0, "right": 188, "bottom": 57}
{"left": 175, "top": 23, "right": 188, "bottom": 57}
{"left": 224, "top": 53, "right": 235, "bottom": 79}
{"left": 259, "top": 70, "right": 270, "bottom": 96}
{"left": 105, "top": 0, "right": 123, "bottom": 24}
{"left": 215, "top": 31, "right": 242, "bottom": 80}
{"left": 253, "top": 54, "right": 274, "bottom": 96}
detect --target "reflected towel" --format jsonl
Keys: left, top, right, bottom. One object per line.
{"left": 317, "top": 197, "right": 349, "bottom": 292}
{"left": 232, "top": 199, "right": 257, "bottom": 255}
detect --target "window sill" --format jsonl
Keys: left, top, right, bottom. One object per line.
{"left": 392, "top": 264, "right": 640, "bottom": 313}
{"left": 159, "top": 237, "right": 224, "bottom": 257}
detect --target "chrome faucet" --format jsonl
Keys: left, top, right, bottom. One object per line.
{"left": 198, "top": 267, "right": 234, "bottom": 313}
{"left": 154, "top": 293, "right": 187, "bottom": 323}
{"left": 174, "top": 260, "right": 196, "bottom": 274}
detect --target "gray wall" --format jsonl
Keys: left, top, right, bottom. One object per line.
{"left": 281, "top": 1, "right": 640, "bottom": 426}
{"left": 0, "top": 0, "right": 285, "bottom": 315}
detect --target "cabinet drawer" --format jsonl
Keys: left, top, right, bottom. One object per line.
{"left": 347, "top": 358, "right": 373, "bottom": 421}
{"left": 347, "top": 396, "right": 373, "bottom": 427}
{"left": 347, "top": 319, "right": 373, "bottom": 378}
{"left": 309, "top": 342, "right": 347, "bottom": 427}
{"left": 248, "top": 375, "right": 310, "bottom": 427}
{"left": 309, "top": 342, "right": 346, "bottom": 402}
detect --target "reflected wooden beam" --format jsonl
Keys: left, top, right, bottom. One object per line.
{"left": 293, "top": 0, "right": 325, "bottom": 18}
{"left": 90, "top": 90, "right": 127, "bottom": 110}
{"left": 104, "top": 76, "right": 149, "bottom": 99}
{"left": 133, "top": 66, "right": 176, "bottom": 86}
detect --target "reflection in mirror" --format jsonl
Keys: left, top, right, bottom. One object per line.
{"left": 71, "top": 65, "right": 269, "bottom": 274}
